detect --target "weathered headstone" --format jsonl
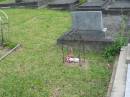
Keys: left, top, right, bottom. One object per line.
{"left": 57, "top": 11, "right": 113, "bottom": 51}
{"left": 71, "top": 11, "right": 106, "bottom": 39}
{"left": 72, "top": 11, "right": 103, "bottom": 31}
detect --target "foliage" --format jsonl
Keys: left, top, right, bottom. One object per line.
{"left": 103, "top": 15, "right": 128, "bottom": 62}
{"left": 80, "top": 0, "right": 87, "bottom": 4}
{"left": 0, "top": 0, "right": 5, "bottom": 2}
{"left": 0, "top": 0, "right": 15, "bottom": 3}
{"left": 3, "top": 41, "right": 17, "bottom": 49}
{"left": 103, "top": 36, "right": 128, "bottom": 62}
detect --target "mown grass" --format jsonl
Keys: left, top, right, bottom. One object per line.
{"left": 0, "top": 9, "right": 111, "bottom": 97}
{"left": 0, "top": 0, "right": 15, "bottom": 3}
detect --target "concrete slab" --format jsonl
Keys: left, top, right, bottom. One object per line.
{"left": 110, "top": 46, "right": 127, "bottom": 97}
{"left": 125, "top": 64, "right": 130, "bottom": 97}
{"left": 126, "top": 44, "right": 130, "bottom": 64}
{"left": 48, "top": 0, "right": 78, "bottom": 4}
{"left": 48, "top": 0, "right": 79, "bottom": 10}
{"left": 108, "top": 1, "right": 130, "bottom": 9}
{"left": 79, "top": 1, "right": 105, "bottom": 8}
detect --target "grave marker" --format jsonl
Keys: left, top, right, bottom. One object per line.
{"left": 71, "top": 11, "right": 106, "bottom": 39}
{"left": 72, "top": 11, "right": 103, "bottom": 31}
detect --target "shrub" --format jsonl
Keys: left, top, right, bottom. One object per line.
{"left": 3, "top": 41, "right": 17, "bottom": 49}
{"left": 80, "top": 0, "right": 87, "bottom": 4}
{"left": 103, "top": 36, "right": 128, "bottom": 62}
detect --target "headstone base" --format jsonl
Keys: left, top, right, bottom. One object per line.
{"left": 57, "top": 31, "right": 113, "bottom": 52}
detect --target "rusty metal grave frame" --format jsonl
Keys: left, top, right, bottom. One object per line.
{"left": 61, "top": 29, "right": 86, "bottom": 66}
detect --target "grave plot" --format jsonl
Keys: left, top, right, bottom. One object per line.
{"left": 0, "top": 9, "right": 112, "bottom": 97}
{"left": 48, "top": 0, "right": 79, "bottom": 10}
{"left": 57, "top": 11, "right": 113, "bottom": 52}
{"left": 0, "top": 0, "right": 46, "bottom": 8}
{"left": 16, "top": 0, "right": 48, "bottom": 7}
{"left": 106, "top": 0, "right": 130, "bottom": 14}
{"left": 77, "top": 0, "right": 107, "bottom": 11}
{"left": 77, "top": 0, "right": 130, "bottom": 15}
{"left": 103, "top": 15, "right": 129, "bottom": 37}
{"left": 0, "top": 10, "right": 19, "bottom": 61}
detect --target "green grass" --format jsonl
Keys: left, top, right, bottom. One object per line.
{"left": 0, "top": 0, "right": 15, "bottom": 3}
{"left": 0, "top": 9, "right": 111, "bottom": 97}
{"left": 0, "top": 0, "right": 5, "bottom": 2}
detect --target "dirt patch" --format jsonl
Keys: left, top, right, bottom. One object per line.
{"left": 51, "top": 88, "right": 61, "bottom": 97}
{"left": 0, "top": 46, "right": 10, "bottom": 57}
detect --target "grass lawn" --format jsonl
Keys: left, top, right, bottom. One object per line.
{"left": 0, "top": 0, "right": 15, "bottom": 3}
{"left": 0, "top": 9, "right": 111, "bottom": 97}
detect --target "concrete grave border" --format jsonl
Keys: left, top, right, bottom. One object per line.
{"left": 0, "top": 44, "right": 21, "bottom": 61}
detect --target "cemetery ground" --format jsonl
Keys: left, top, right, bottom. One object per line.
{"left": 0, "top": 0, "right": 14, "bottom": 4}
{"left": 0, "top": 9, "right": 111, "bottom": 97}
